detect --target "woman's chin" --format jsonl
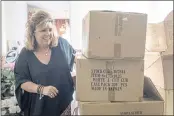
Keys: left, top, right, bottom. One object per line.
{"left": 38, "top": 43, "right": 50, "bottom": 48}
{"left": 43, "top": 41, "right": 51, "bottom": 45}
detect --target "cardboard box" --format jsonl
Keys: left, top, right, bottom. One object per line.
{"left": 145, "top": 10, "right": 173, "bottom": 54}
{"left": 155, "top": 86, "right": 173, "bottom": 115}
{"left": 82, "top": 10, "right": 147, "bottom": 59}
{"left": 71, "top": 77, "right": 164, "bottom": 115}
{"left": 144, "top": 52, "right": 173, "bottom": 90}
{"left": 161, "top": 43, "right": 173, "bottom": 56}
{"left": 76, "top": 56, "right": 144, "bottom": 102}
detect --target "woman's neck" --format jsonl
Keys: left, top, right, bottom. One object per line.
{"left": 36, "top": 46, "right": 50, "bottom": 53}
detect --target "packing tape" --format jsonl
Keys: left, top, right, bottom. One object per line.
{"left": 114, "top": 43, "right": 121, "bottom": 58}
{"left": 108, "top": 90, "right": 115, "bottom": 101}
{"left": 88, "top": 51, "right": 92, "bottom": 58}
{"left": 115, "top": 13, "right": 123, "bottom": 36}
{"left": 106, "top": 61, "right": 115, "bottom": 101}
{"left": 114, "top": 13, "right": 124, "bottom": 58}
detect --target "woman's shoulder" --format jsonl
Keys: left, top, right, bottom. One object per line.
{"left": 19, "top": 47, "right": 30, "bottom": 56}
{"left": 16, "top": 47, "right": 31, "bottom": 62}
{"left": 58, "top": 36, "right": 69, "bottom": 46}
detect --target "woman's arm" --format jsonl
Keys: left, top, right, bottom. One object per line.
{"left": 14, "top": 48, "right": 39, "bottom": 94}
{"left": 21, "top": 81, "right": 39, "bottom": 94}
{"left": 21, "top": 82, "right": 58, "bottom": 98}
{"left": 15, "top": 48, "right": 58, "bottom": 98}
{"left": 59, "top": 37, "right": 78, "bottom": 88}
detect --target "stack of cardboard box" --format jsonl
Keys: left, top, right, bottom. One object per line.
{"left": 71, "top": 10, "right": 164, "bottom": 115}
{"left": 145, "top": 10, "right": 173, "bottom": 115}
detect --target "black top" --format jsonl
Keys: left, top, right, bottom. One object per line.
{"left": 14, "top": 37, "right": 76, "bottom": 116}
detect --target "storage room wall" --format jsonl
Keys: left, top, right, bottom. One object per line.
{"left": 69, "top": 1, "right": 173, "bottom": 50}
{"left": 2, "top": 1, "right": 70, "bottom": 55}
{"left": 2, "top": 1, "right": 27, "bottom": 55}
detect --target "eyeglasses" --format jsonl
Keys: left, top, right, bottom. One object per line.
{"left": 35, "top": 28, "right": 53, "bottom": 33}
{"left": 37, "top": 19, "right": 56, "bottom": 26}
{"left": 34, "top": 19, "right": 55, "bottom": 33}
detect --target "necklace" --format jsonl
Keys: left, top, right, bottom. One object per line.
{"left": 45, "top": 48, "right": 50, "bottom": 56}
{"left": 35, "top": 48, "right": 50, "bottom": 56}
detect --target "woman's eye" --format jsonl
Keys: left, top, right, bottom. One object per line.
{"left": 49, "top": 28, "right": 52, "bottom": 32}
{"left": 40, "top": 28, "right": 52, "bottom": 32}
{"left": 41, "top": 29, "right": 47, "bottom": 32}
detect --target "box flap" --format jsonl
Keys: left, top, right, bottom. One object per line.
{"left": 144, "top": 52, "right": 161, "bottom": 70}
{"left": 89, "top": 10, "right": 147, "bottom": 15}
{"left": 89, "top": 10, "right": 115, "bottom": 13}
{"left": 164, "top": 10, "right": 173, "bottom": 22}
{"left": 144, "top": 76, "right": 163, "bottom": 101}
{"left": 100, "top": 10, "right": 115, "bottom": 12}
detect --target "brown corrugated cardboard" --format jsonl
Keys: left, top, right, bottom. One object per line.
{"left": 145, "top": 10, "right": 173, "bottom": 54}
{"left": 161, "top": 43, "right": 173, "bottom": 56}
{"left": 146, "top": 22, "right": 167, "bottom": 51}
{"left": 76, "top": 56, "right": 144, "bottom": 102}
{"left": 82, "top": 10, "right": 147, "bottom": 59}
{"left": 155, "top": 86, "right": 173, "bottom": 115}
{"left": 163, "top": 10, "right": 173, "bottom": 54}
{"left": 71, "top": 77, "right": 164, "bottom": 115}
{"left": 144, "top": 52, "right": 173, "bottom": 90}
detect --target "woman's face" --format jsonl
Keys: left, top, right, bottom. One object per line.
{"left": 34, "top": 22, "right": 53, "bottom": 48}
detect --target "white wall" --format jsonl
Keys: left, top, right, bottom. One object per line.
{"left": 148, "top": 1, "right": 173, "bottom": 23}
{"left": 2, "top": 2, "right": 7, "bottom": 55}
{"left": 3, "top": 2, "right": 27, "bottom": 41}
{"left": 2, "top": 1, "right": 27, "bottom": 55}
{"left": 2, "top": 1, "right": 70, "bottom": 55}
{"left": 69, "top": 1, "right": 173, "bottom": 50}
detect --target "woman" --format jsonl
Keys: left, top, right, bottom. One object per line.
{"left": 14, "top": 10, "right": 76, "bottom": 116}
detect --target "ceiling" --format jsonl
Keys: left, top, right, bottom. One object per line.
{"left": 26, "top": 1, "right": 70, "bottom": 19}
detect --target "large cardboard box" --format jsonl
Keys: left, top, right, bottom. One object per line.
{"left": 76, "top": 56, "right": 144, "bottom": 102}
{"left": 71, "top": 77, "right": 164, "bottom": 115}
{"left": 144, "top": 52, "right": 173, "bottom": 90}
{"left": 146, "top": 10, "right": 173, "bottom": 54}
{"left": 155, "top": 86, "right": 173, "bottom": 115}
{"left": 82, "top": 10, "right": 147, "bottom": 59}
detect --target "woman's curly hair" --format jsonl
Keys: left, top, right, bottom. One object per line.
{"left": 25, "top": 10, "right": 58, "bottom": 51}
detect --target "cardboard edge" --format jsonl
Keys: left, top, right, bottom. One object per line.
{"left": 89, "top": 10, "right": 147, "bottom": 15}
{"left": 144, "top": 54, "right": 161, "bottom": 71}
{"left": 164, "top": 10, "right": 173, "bottom": 22}
{"left": 144, "top": 76, "right": 164, "bottom": 101}
{"left": 161, "top": 55, "right": 173, "bottom": 90}
{"left": 75, "top": 76, "right": 165, "bottom": 114}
